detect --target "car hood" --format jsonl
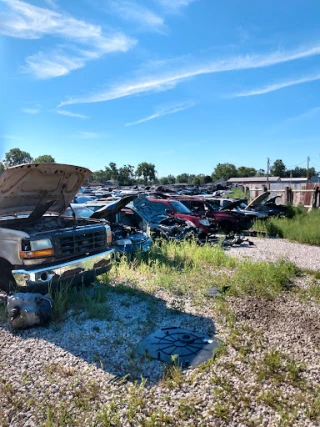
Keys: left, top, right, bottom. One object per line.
{"left": 220, "top": 199, "right": 247, "bottom": 211}
{"left": 246, "top": 191, "right": 270, "bottom": 209}
{"left": 0, "top": 163, "right": 91, "bottom": 219}
{"left": 90, "top": 195, "right": 137, "bottom": 219}
{"left": 264, "top": 195, "right": 281, "bottom": 206}
{"left": 133, "top": 196, "right": 171, "bottom": 224}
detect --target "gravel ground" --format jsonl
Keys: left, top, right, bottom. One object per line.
{"left": 1, "top": 238, "right": 320, "bottom": 426}
{"left": 226, "top": 236, "right": 320, "bottom": 270}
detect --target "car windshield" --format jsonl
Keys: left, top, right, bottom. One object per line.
{"left": 64, "top": 206, "right": 93, "bottom": 218}
{"left": 169, "top": 201, "right": 192, "bottom": 214}
{"left": 207, "top": 202, "right": 220, "bottom": 211}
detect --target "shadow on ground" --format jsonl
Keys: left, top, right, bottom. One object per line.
{"left": 0, "top": 282, "right": 217, "bottom": 384}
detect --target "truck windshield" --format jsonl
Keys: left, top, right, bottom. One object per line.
{"left": 169, "top": 201, "right": 192, "bottom": 214}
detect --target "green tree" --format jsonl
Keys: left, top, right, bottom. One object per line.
{"left": 176, "top": 173, "right": 190, "bottom": 183}
{"left": 167, "top": 174, "right": 176, "bottom": 184}
{"left": 108, "top": 162, "right": 119, "bottom": 181}
{"left": 118, "top": 165, "right": 135, "bottom": 186}
{"left": 237, "top": 166, "right": 256, "bottom": 177}
{"left": 270, "top": 159, "right": 286, "bottom": 177}
{"left": 256, "top": 168, "right": 265, "bottom": 177}
{"left": 136, "top": 162, "right": 156, "bottom": 184}
{"left": 34, "top": 154, "right": 55, "bottom": 163}
{"left": 4, "top": 148, "right": 33, "bottom": 167}
{"left": 91, "top": 168, "right": 110, "bottom": 183}
{"left": 0, "top": 162, "right": 4, "bottom": 175}
{"left": 212, "top": 163, "right": 237, "bottom": 180}
{"left": 159, "top": 174, "right": 176, "bottom": 185}
{"left": 290, "top": 166, "right": 316, "bottom": 178}
{"left": 192, "top": 174, "right": 206, "bottom": 185}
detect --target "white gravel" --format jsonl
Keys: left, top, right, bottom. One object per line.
{"left": 0, "top": 238, "right": 320, "bottom": 426}
{"left": 226, "top": 236, "right": 320, "bottom": 270}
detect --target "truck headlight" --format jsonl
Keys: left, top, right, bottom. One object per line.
{"left": 104, "top": 225, "right": 113, "bottom": 245}
{"left": 199, "top": 218, "right": 210, "bottom": 226}
{"left": 30, "top": 239, "right": 53, "bottom": 251}
{"left": 20, "top": 238, "right": 54, "bottom": 259}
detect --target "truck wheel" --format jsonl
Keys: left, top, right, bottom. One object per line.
{"left": 0, "top": 260, "right": 16, "bottom": 294}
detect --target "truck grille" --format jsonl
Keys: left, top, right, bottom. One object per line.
{"left": 55, "top": 227, "right": 106, "bottom": 257}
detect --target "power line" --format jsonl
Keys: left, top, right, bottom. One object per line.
{"left": 286, "top": 159, "right": 307, "bottom": 168}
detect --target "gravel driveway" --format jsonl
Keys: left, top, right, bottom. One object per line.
{"left": 1, "top": 238, "right": 319, "bottom": 426}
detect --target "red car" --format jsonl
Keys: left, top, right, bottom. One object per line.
{"left": 134, "top": 197, "right": 214, "bottom": 235}
{"left": 174, "top": 197, "right": 242, "bottom": 233}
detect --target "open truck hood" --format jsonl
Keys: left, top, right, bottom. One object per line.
{"left": 246, "top": 191, "right": 270, "bottom": 209}
{"left": 133, "top": 196, "right": 171, "bottom": 224}
{"left": 219, "top": 198, "right": 247, "bottom": 211}
{"left": 0, "top": 163, "right": 91, "bottom": 220}
{"left": 90, "top": 195, "right": 137, "bottom": 220}
{"left": 264, "top": 195, "right": 282, "bottom": 206}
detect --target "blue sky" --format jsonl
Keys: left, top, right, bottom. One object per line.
{"left": 1, "top": 0, "right": 320, "bottom": 177}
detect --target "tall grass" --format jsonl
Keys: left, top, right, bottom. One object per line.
{"left": 228, "top": 187, "right": 247, "bottom": 199}
{"left": 108, "top": 240, "right": 297, "bottom": 299}
{"left": 252, "top": 208, "right": 320, "bottom": 245}
{"left": 50, "top": 284, "right": 113, "bottom": 321}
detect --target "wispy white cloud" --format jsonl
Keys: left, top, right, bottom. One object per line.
{"left": 43, "top": 0, "right": 59, "bottom": 10}
{"left": 59, "top": 44, "right": 320, "bottom": 106}
{"left": 283, "top": 106, "right": 320, "bottom": 125}
{"left": 292, "top": 106, "right": 320, "bottom": 120}
{"left": 126, "top": 102, "right": 194, "bottom": 126}
{"left": 24, "top": 51, "right": 86, "bottom": 79}
{"left": 1, "top": 0, "right": 136, "bottom": 78}
{"left": 154, "top": 0, "right": 198, "bottom": 13}
{"left": 78, "top": 131, "right": 101, "bottom": 139}
{"left": 21, "top": 107, "right": 40, "bottom": 114}
{"left": 106, "top": 1, "right": 164, "bottom": 31}
{"left": 56, "top": 109, "right": 89, "bottom": 119}
{"left": 232, "top": 72, "right": 320, "bottom": 97}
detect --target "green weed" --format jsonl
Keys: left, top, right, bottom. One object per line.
{"left": 256, "top": 349, "right": 306, "bottom": 386}
{"left": 252, "top": 208, "right": 320, "bottom": 245}
{"left": 50, "top": 284, "right": 113, "bottom": 322}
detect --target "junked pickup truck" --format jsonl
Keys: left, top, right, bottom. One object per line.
{"left": 0, "top": 163, "right": 114, "bottom": 293}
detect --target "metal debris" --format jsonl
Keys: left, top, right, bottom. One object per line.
{"left": 137, "top": 327, "right": 222, "bottom": 368}
{"left": 7, "top": 293, "right": 53, "bottom": 329}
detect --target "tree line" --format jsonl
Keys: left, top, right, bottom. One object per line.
{"left": 0, "top": 148, "right": 317, "bottom": 185}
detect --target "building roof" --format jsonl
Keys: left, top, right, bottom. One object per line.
{"left": 280, "top": 177, "right": 308, "bottom": 182}
{"left": 227, "top": 177, "right": 280, "bottom": 183}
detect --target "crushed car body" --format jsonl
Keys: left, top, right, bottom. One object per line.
{"left": 66, "top": 196, "right": 153, "bottom": 254}
{"left": 0, "top": 163, "right": 114, "bottom": 293}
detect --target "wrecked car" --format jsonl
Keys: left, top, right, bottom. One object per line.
{"left": 0, "top": 163, "right": 114, "bottom": 294}
{"left": 134, "top": 197, "right": 214, "bottom": 236}
{"left": 172, "top": 196, "right": 243, "bottom": 233}
{"left": 65, "top": 196, "right": 152, "bottom": 254}
{"left": 245, "top": 192, "right": 287, "bottom": 217}
{"left": 208, "top": 197, "right": 268, "bottom": 223}
{"left": 131, "top": 196, "right": 218, "bottom": 241}
{"left": 84, "top": 196, "right": 203, "bottom": 242}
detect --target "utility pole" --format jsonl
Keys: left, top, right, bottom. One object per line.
{"left": 266, "top": 157, "right": 270, "bottom": 189}
{"left": 307, "top": 156, "right": 310, "bottom": 181}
